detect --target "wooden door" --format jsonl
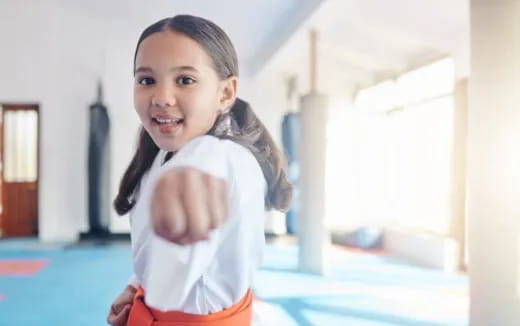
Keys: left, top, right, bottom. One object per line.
{"left": 0, "top": 104, "right": 39, "bottom": 237}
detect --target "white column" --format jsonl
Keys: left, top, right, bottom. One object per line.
{"left": 468, "top": 1, "right": 520, "bottom": 324}
{"left": 298, "top": 92, "right": 330, "bottom": 275}
{"left": 297, "top": 29, "right": 331, "bottom": 275}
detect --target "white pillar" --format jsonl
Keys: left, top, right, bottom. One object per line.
{"left": 468, "top": 1, "right": 520, "bottom": 324}
{"left": 297, "top": 29, "right": 331, "bottom": 275}
{"left": 298, "top": 92, "right": 330, "bottom": 275}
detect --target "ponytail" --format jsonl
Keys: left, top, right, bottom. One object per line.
{"left": 209, "top": 98, "right": 293, "bottom": 212}
{"left": 113, "top": 128, "right": 159, "bottom": 215}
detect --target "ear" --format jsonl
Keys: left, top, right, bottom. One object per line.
{"left": 218, "top": 76, "right": 238, "bottom": 113}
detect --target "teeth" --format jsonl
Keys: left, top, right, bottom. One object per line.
{"left": 155, "top": 117, "right": 182, "bottom": 124}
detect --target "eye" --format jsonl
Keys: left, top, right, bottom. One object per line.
{"left": 176, "top": 76, "right": 196, "bottom": 85}
{"left": 137, "top": 77, "right": 155, "bottom": 86}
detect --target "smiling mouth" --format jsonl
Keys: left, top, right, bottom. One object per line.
{"left": 151, "top": 117, "right": 184, "bottom": 134}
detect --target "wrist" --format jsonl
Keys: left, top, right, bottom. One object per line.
{"left": 126, "top": 284, "right": 138, "bottom": 292}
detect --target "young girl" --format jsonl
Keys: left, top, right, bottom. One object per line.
{"left": 106, "top": 15, "right": 292, "bottom": 326}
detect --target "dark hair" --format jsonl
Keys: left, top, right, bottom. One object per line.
{"left": 114, "top": 15, "right": 293, "bottom": 215}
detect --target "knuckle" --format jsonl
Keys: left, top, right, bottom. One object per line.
{"left": 188, "top": 215, "right": 209, "bottom": 238}
{"left": 155, "top": 213, "right": 186, "bottom": 241}
{"left": 204, "top": 173, "right": 215, "bottom": 186}
{"left": 153, "top": 215, "right": 171, "bottom": 237}
{"left": 184, "top": 167, "right": 198, "bottom": 180}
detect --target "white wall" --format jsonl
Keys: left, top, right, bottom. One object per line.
{"left": 384, "top": 228, "right": 459, "bottom": 272}
{"left": 240, "top": 75, "right": 287, "bottom": 148}
{"left": 0, "top": 0, "right": 147, "bottom": 240}
{"left": 2, "top": 0, "right": 89, "bottom": 241}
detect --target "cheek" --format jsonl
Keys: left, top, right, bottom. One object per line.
{"left": 185, "top": 104, "right": 219, "bottom": 130}
{"left": 187, "top": 92, "right": 220, "bottom": 121}
{"left": 134, "top": 91, "right": 149, "bottom": 119}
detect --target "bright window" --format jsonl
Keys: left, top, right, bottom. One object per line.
{"left": 326, "top": 57, "right": 455, "bottom": 234}
{"left": 3, "top": 109, "right": 38, "bottom": 183}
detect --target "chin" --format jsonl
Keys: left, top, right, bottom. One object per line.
{"left": 147, "top": 134, "right": 177, "bottom": 151}
{"left": 156, "top": 141, "right": 181, "bottom": 152}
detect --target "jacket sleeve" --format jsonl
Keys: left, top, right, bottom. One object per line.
{"left": 141, "top": 135, "right": 232, "bottom": 311}
{"left": 127, "top": 273, "right": 140, "bottom": 289}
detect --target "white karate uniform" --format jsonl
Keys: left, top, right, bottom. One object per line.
{"left": 127, "top": 135, "right": 266, "bottom": 314}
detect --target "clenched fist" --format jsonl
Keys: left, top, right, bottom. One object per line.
{"left": 107, "top": 285, "right": 136, "bottom": 326}
{"left": 151, "top": 167, "right": 229, "bottom": 245}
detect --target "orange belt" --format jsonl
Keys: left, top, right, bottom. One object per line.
{"left": 127, "top": 286, "right": 253, "bottom": 326}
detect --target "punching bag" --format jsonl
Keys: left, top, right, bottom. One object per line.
{"left": 281, "top": 112, "right": 300, "bottom": 234}
{"left": 87, "top": 82, "right": 111, "bottom": 236}
{"left": 281, "top": 76, "right": 300, "bottom": 234}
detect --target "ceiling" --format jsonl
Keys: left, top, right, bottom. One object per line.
{"left": 67, "top": 0, "right": 320, "bottom": 77}
{"left": 262, "top": 0, "right": 470, "bottom": 98}
{"left": 70, "top": 0, "right": 469, "bottom": 98}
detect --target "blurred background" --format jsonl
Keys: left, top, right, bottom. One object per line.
{"left": 0, "top": 0, "right": 518, "bottom": 325}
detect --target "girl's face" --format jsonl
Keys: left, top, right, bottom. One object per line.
{"left": 134, "top": 30, "right": 236, "bottom": 151}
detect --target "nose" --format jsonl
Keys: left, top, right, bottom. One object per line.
{"left": 152, "top": 84, "right": 176, "bottom": 108}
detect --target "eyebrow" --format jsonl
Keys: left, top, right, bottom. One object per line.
{"left": 134, "top": 66, "right": 200, "bottom": 75}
